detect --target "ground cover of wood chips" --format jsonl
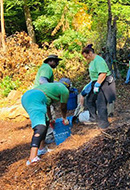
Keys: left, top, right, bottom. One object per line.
{"left": 0, "top": 82, "right": 130, "bottom": 190}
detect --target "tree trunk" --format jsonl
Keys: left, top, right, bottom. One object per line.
{"left": 106, "top": 0, "right": 120, "bottom": 78}
{"left": 106, "top": 0, "right": 113, "bottom": 70}
{"left": 0, "top": 0, "right": 6, "bottom": 50}
{"left": 23, "top": 0, "right": 36, "bottom": 43}
{"left": 112, "top": 16, "right": 117, "bottom": 61}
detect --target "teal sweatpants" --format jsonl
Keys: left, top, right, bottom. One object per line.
{"left": 21, "top": 89, "right": 47, "bottom": 128}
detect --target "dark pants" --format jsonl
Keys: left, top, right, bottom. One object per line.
{"left": 85, "top": 89, "right": 110, "bottom": 129}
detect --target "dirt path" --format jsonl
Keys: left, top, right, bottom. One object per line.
{"left": 0, "top": 82, "right": 129, "bottom": 190}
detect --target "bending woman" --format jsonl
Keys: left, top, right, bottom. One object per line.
{"left": 21, "top": 78, "right": 70, "bottom": 165}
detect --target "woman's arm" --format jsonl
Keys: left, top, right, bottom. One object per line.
{"left": 93, "top": 73, "right": 107, "bottom": 94}
{"left": 61, "top": 103, "right": 69, "bottom": 125}
{"left": 47, "top": 106, "right": 52, "bottom": 120}
{"left": 97, "top": 73, "right": 107, "bottom": 84}
{"left": 60, "top": 103, "right": 67, "bottom": 119}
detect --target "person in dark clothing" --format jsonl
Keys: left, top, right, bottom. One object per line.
{"left": 81, "top": 44, "right": 116, "bottom": 129}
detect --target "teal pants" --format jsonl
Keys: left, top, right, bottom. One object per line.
{"left": 21, "top": 89, "right": 47, "bottom": 128}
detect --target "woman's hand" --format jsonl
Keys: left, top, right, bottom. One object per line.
{"left": 80, "top": 95, "right": 84, "bottom": 107}
{"left": 93, "top": 82, "right": 101, "bottom": 94}
{"left": 49, "top": 119, "right": 55, "bottom": 128}
{"left": 62, "top": 118, "right": 69, "bottom": 125}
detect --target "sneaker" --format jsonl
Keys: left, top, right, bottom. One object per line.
{"left": 83, "top": 117, "right": 97, "bottom": 125}
{"left": 83, "top": 120, "right": 97, "bottom": 125}
{"left": 45, "top": 132, "right": 55, "bottom": 144}
{"left": 26, "top": 156, "right": 40, "bottom": 166}
{"left": 47, "top": 148, "right": 54, "bottom": 153}
{"left": 37, "top": 146, "right": 54, "bottom": 156}
{"left": 37, "top": 147, "right": 48, "bottom": 156}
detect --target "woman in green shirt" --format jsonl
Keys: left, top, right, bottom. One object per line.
{"left": 21, "top": 78, "right": 70, "bottom": 166}
{"left": 81, "top": 44, "right": 116, "bottom": 129}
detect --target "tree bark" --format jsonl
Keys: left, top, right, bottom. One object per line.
{"left": 106, "top": 0, "right": 113, "bottom": 70}
{"left": 23, "top": 0, "right": 36, "bottom": 43}
{"left": 105, "top": 0, "right": 120, "bottom": 78}
{"left": 0, "top": 0, "right": 6, "bottom": 50}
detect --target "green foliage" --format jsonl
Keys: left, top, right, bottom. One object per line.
{"left": 53, "top": 29, "right": 87, "bottom": 51}
{"left": 3, "top": 0, "right": 130, "bottom": 50}
{"left": 112, "top": 2, "right": 130, "bottom": 46}
{"left": 4, "top": 0, "right": 45, "bottom": 36}
{"left": 0, "top": 76, "right": 21, "bottom": 97}
{"left": 4, "top": 0, "right": 26, "bottom": 35}
{"left": 2, "top": 0, "right": 130, "bottom": 88}
{"left": 33, "top": 0, "right": 90, "bottom": 45}
{"left": 62, "top": 50, "right": 83, "bottom": 60}
{"left": 118, "top": 64, "right": 128, "bottom": 78}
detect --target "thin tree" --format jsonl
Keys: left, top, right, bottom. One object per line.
{"left": 0, "top": 0, "right": 6, "bottom": 50}
{"left": 105, "top": 0, "right": 120, "bottom": 78}
{"left": 23, "top": 0, "right": 36, "bottom": 43}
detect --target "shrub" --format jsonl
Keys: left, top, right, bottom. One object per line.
{"left": 0, "top": 76, "right": 21, "bottom": 97}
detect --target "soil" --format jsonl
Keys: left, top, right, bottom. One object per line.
{"left": 0, "top": 82, "right": 130, "bottom": 190}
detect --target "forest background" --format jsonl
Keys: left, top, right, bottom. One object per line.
{"left": 0, "top": 0, "right": 130, "bottom": 100}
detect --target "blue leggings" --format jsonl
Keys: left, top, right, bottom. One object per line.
{"left": 125, "top": 68, "right": 130, "bottom": 84}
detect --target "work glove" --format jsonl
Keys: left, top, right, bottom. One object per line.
{"left": 93, "top": 82, "right": 101, "bottom": 94}
{"left": 49, "top": 119, "right": 55, "bottom": 129}
{"left": 79, "top": 105, "right": 84, "bottom": 113}
{"left": 74, "top": 104, "right": 84, "bottom": 118}
{"left": 81, "top": 81, "right": 92, "bottom": 97}
{"left": 62, "top": 118, "right": 69, "bottom": 125}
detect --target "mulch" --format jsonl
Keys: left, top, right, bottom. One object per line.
{"left": 0, "top": 82, "right": 130, "bottom": 190}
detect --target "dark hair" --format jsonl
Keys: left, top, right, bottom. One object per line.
{"left": 82, "top": 44, "right": 94, "bottom": 54}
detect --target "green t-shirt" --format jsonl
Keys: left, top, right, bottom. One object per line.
{"left": 89, "top": 55, "right": 111, "bottom": 81}
{"left": 129, "top": 61, "right": 130, "bottom": 68}
{"left": 35, "top": 82, "right": 69, "bottom": 106}
{"left": 33, "top": 63, "right": 54, "bottom": 87}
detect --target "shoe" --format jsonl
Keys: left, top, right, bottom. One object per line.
{"left": 99, "top": 122, "right": 110, "bottom": 129}
{"left": 83, "top": 120, "right": 97, "bottom": 125}
{"left": 37, "top": 146, "right": 53, "bottom": 156}
{"left": 37, "top": 147, "right": 48, "bottom": 156}
{"left": 45, "top": 132, "right": 55, "bottom": 144}
{"left": 123, "top": 82, "right": 130, "bottom": 85}
{"left": 108, "top": 113, "right": 114, "bottom": 117}
{"left": 45, "top": 137, "right": 55, "bottom": 144}
{"left": 26, "top": 156, "right": 40, "bottom": 166}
